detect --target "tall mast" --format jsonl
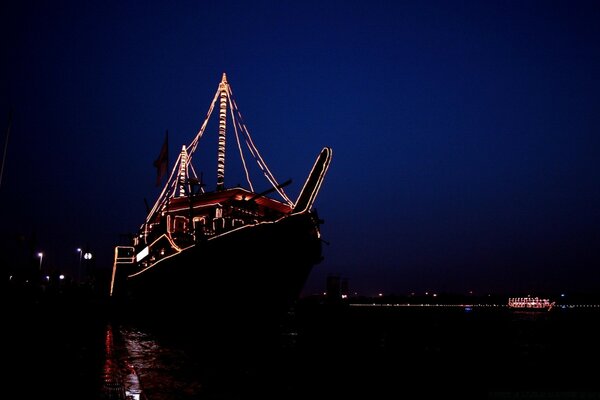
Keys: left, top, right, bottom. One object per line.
{"left": 216, "top": 73, "right": 228, "bottom": 191}
{"left": 177, "top": 145, "right": 189, "bottom": 197}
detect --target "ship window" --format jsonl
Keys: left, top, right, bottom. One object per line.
{"left": 233, "top": 218, "right": 244, "bottom": 227}
{"left": 174, "top": 216, "right": 188, "bottom": 232}
{"left": 193, "top": 217, "right": 206, "bottom": 234}
{"left": 193, "top": 216, "right": 206, "bottom": 225}
{"left": 213, "top": 217, "right": 225, "bottom": 231}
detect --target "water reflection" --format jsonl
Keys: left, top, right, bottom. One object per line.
{"left": 102, "top": 323, "right": 209, "bottom": 400}
{"left": 96, "top": 306, "right": 600, "bottom": 399}
{"left": 101, "top": 324, "right": 124, "bottom": 399}
{"left": 101, "top": 324, "right": 144, "bottom": 399}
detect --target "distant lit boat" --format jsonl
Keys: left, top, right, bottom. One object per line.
{"left": 110, "top": 73, "right": 332, "bottom": 328}
{"left": 507, "top": 297, "right": 555, "bottom": 311}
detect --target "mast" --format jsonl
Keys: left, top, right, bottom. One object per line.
{"left": 216, "top": 73, "right": 228, "bottom": 191}
{"left": 177, "top": 145, "right": 189, "bottom": 197}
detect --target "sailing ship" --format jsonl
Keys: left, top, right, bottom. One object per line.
{"left": 507, "top": 297, "right": 555, "bottom": 311}
{"left": 110, "top": 73, "right": 332, "bottom": 327}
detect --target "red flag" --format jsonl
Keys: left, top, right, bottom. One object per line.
{"left": 153, "top": 130, "right": 168, "bottom": 186}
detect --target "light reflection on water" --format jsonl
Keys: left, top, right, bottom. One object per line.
{"left": 97, "top": 306, "right": 600, "bottom": 399}
{"left": 102, "top": 323, "right": 206, "bottom": 400}
{"left": 97, "top": 306, "right": 305, "bottom": 400}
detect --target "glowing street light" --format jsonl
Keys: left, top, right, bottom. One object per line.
{"left": 37, "top": 252, "right": 43, "bottom": 270}
{"left": 82, "top": 252, "right": 93, "bottom": 281}
{"left": 77, "top": 248, "right": 83, "bottom": 281}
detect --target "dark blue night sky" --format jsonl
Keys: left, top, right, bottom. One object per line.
{"left": 1, "top": 0, "right": 599, "bottom": 296}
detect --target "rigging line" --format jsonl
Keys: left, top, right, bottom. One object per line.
{"left": 229, "top": 97, "right": 265, "bottom": 183}
{"left": 145, "top": 152, "right": 183, "bottom": 225}
{"left": 228, "top": 95, "right": 254, "bottom": 191}
{"left": 188, "top": 163, "right": 198, "bottom": 180}
{"left": 187, "top": 85, "right": 221, "bottom": 157}
{"left": 229, "top": 93, "right": 292, "bottom": 205}
{"left": 188, "top": 85, "right": 220, "bottom": 152}
{"left": 239, "top": 116, "right": 292, "bottom": 205}
{"left": 147, "top": 79, "right": 221, "bottom": 224}
{"left": 188, "top": 164, "right": 204, "bottom": 193}
{"left": 228, "top": 91, "right": 269, "bottom": 191}
{"left": 241, "top": 123, "right": 290, "bottom": 203}
{"left": 148, "top": 81, "right": 221, "bottom": 208}
{"left": 230, "top": 94, "right": 289, "bottom": 200}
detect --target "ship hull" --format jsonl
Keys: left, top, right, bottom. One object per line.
{"left": 114, "top": 212, "right": 323, "bottom": 341}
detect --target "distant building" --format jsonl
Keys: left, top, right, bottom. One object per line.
{"left": 326, "top": 274, "right": 349, "bottom": 302}
{"left": 340, "top": 277, "right": 348, "bottom": 298}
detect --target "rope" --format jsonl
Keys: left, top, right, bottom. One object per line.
{"left": 229, "top": 91, "right": 293, "bottom": 205}
{"left": 228, "top": 95, "right": 254, "bottom": 191}
{"left": 146, "top": 76, "right": 295, "bottom": 229}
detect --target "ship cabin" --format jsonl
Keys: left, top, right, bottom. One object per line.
{"left": 132, "top": 187, "right": 292, "bottom": 268}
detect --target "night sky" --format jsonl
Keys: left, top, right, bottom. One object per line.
{"left": 1, "top": 0, "right": 599, "bottom": 297}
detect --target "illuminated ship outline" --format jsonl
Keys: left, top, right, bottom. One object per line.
{"left": 110, "top": 73, "right": 332, "bottom": 320}
{"left": 507, "top": 296, "right": 555, "bottom": 311}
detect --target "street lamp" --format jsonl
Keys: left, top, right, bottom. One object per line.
{"left": 82, "top": 252, "right": 93, "bottom": 281}
{"left": 77, "top": 248, "right": 83, "bottom": 282}
{"left": 37, "top": 252, "right": 43, "bottom": 271}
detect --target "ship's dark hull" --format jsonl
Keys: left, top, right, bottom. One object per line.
{"left": 113, "top": 212, "right": 323, "bottom": 341}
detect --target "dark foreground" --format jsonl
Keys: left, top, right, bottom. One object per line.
{"left": 5, "top": 293, "right": 600, "bottom": 400}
